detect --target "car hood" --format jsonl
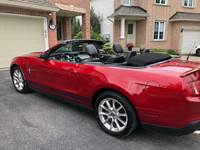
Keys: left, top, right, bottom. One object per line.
{"left": 150, "top": 59, "right": 200, "bottom": 77}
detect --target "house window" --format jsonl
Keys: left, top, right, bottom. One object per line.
{"left": 123, "top": 0, "right": 130, "bottom": 5}
{"left": 184, "top": 0, "right": 193, "bottom": 7}
{"left": 57, "top": 20, "right": 62, "bottom": 41}
{"left": 156, "top": 0, "right": 167, "bottom": 5}
{"left": 154, "top": 21, "right": 165, "bottom": 40}
{"left": 128, "top": 24, "right": 133, "bottom": 34}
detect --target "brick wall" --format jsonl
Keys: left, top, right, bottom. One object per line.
{"left": 49, "top": 0, "right": 90, "bottom": 40}
{"left": 0, "top": 0, "right": 90, "bottom": 48}
{"left": 143, "top": 0, "right": 200, "bottom": 50}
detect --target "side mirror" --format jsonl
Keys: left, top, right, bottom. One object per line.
{"left": 38, "top": 52, "right": 47, "bottom": 59}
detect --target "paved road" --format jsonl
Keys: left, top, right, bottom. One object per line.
{"left": 0, "top": 70, "right": 200, "bottom": 150}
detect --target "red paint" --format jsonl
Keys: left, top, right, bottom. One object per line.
{"left": 10, "top": 49, "right": 200, "bottom": 130}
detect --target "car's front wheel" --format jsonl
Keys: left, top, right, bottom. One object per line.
{"left": 12, "top": 66, "right": 29, "bottom": 93}
{"left": 196, "top": 49, "right": 200, "bottom": 56}
{"left": 94, "top": 91, "right": 138, "bottom": 137}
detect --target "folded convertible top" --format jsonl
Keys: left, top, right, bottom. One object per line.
{"left": 128, "top": 53, "right": 172, "bottom": 66}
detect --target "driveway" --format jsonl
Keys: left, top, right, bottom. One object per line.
{"left": 0, "top": 70, "right": 200, "bottom": 150}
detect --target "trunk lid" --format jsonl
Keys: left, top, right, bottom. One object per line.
{"left": 150, "top": 59, "right": 200, "bottom": 78}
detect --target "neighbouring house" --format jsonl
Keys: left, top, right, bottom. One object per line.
{"left": 91, "top": 0, "right": 200, "bottom": 54}
{"left": 0, "top": 0, "right": 90, "bottom": 68}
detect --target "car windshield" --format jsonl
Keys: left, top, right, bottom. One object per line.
{"left": 49, "top": 41, "right": 103, "bottom": 60}
{"left": 56, "top": 41, "right": 103, "bottom": 53}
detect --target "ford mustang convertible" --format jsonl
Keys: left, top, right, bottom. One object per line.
{"left": 10, "top": 39, "right": 200, "bottom": 137}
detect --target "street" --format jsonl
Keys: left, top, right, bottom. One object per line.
{"left": 0, "top": 70, "right": 200, "bottom": 150}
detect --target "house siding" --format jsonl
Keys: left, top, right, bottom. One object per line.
{"left": 113, "top": 0, "right": 200, "bottom": 51}
{"left": 0, "top": 0, "right": 90, "bottom": 48}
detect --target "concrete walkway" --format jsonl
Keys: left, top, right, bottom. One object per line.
{"left": 180, "top": 56, "right": 200, "bottom": 62}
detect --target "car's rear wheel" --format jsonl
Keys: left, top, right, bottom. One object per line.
{"left": 196, "top": 49, "right": 200, "bottom": 56}
{"left": 12, "top": 66, "right": 29, "bottom": 93}
{"left": 94, "top": 91, "right": 138, "bottom": 137}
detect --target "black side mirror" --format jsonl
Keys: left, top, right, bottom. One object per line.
{"left": 38, "top": 52, "right": 47, "bottom": 59}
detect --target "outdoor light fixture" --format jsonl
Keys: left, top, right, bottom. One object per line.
{"left": 49, "top": 18, "right": 56, "bottom": 30}
{"left": 181, "top": 28, "right": 184, "bottom": 32}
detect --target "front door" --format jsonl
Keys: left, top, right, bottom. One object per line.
{"left": 31, "top": 59, "right": 80, "bottom": 101}
{"left": 127, "top": 22, "right": 136, "bottom": 45}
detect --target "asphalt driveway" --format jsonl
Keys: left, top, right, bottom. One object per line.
{"left": 0, "top": 70, "right": 200, "bottom": 150}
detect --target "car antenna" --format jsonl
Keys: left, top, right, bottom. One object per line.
{"left": 186, "top": 42, "right": 196, "bottom": 61}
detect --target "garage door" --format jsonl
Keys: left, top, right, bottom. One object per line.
{"left": 0, "top": 14, "right": 46, "bottom": 68}
{"left": 181, "top": 30, "right": 200, "bottom": 54}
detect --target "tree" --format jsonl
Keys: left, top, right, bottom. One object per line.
{"left": 90, "top": 7, "right": 101, "bottom": 34}
{"left": 71, "top": 17, "right": 82, "bottom": 39}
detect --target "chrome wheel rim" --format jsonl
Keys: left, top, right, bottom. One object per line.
{"left": 98, "top": 98, "right": 128, "bottom": 132}
{"left": 13, "top": 69, "right": 24, "bottom": 91}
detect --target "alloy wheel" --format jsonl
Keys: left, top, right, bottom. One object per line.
{"left": 98, "top": 98, "right": 128, "bottom": 132}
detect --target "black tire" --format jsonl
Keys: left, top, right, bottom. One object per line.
{"left": 94, "top": 91, "right": 138, "bottom": 137}
{"left": 12, "top": 66, "right": 30, "bottom": 93}
{"left": 196, "top": 49, "right": 200, "bottom": 57}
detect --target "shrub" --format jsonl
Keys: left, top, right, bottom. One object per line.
{"left": 167, "top": 49, "right": 176, "bottom": 55}
{"left": 103, "top": 43, "right": 115, "bottom": 54}
{"left": 74, "top": 31, "right": 82, "bottom": 39}
{"left": 151, "top": 48, "right": 177, "bottom": 55}
{"left": 140, "top": 45, "right": 145, "bottom": 50}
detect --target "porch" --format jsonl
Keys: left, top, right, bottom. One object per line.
{"left": 51, "top": 3, "right": 90, "bottom": 43}
{"left": 109, "top": 5, "right": 149, "bottom": 48}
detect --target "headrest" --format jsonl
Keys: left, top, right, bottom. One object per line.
{"left": 86, "top": 44, "right": 98, "bottom": 57}
{"left": 113, "top": 43, "right": 123, "bottom": 53}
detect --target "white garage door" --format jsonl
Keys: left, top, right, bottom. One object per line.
{"left": 0, "top": 14, "right": 47, "bottom": 68}
{"left": 182, "top": 30, "right": 200, "bottom": 54}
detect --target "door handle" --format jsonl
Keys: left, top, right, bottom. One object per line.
{"left": 68, "top": 68, "right": 77, "bottom": 74}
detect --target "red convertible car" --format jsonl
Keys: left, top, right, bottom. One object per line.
{"left": 10, "top": 39, "right": 200, "bottom": 137}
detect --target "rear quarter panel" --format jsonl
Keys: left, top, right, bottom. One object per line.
{"left": 78, "top": 63, "right": 183, "bottom": 127}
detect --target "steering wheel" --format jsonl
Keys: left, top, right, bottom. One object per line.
{"left": 61, "top": 52, "right": 74, "bottom": 61}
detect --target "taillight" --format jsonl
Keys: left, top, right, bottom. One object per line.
{"left": 187, "top": 80, "right": 200, "bottom": 96}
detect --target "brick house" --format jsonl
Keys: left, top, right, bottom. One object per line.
{"left": 91, "top": 0, "right": 200, "bottom": 54}
{"left": 0, "top": 0, "right": 90, "bottom": 68}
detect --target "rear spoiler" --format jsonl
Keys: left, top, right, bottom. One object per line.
{"left": 180, "top": 66, "right": 200, "bottom": 77}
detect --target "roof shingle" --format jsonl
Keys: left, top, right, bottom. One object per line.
{"left": 170, "top": 12, "right": 200, "bottom": 22}
{"left": 110, "top": 5, "right": 149, "bottom": 17}
{"left": 8, "top": 0, "right": 57, "bottom": 8}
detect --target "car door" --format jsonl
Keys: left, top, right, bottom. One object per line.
{"left": 31, "top": 57, "right": 80, "bottom": 102}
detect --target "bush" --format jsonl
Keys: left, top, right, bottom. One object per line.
{"left": 103, "top": 43, "right": 115, "bottom": 54}
{"left": 74, "top": 28, "right": 106, "bottom": 43}
{"left": 151, "top": 48, "right": 177, "bottom": 55}
{"left": 167, "top": 49, "right": 176, "bottom": 55}
{"left": 74, "top": 31, "right": 82, "bottom": 39}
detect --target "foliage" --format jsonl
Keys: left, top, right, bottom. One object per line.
{"left": 71, "top": 17, "right": 82, "bottom": 39}
{"left": 167, "top": 49, "right": 177, "bottom": 55}
{"left": 103, "top": 43, "right": 115, "bottom": 54}
{"left": 74, "top": 31, "right": 82, "bottom": 39}
{"left": 90, "top": 28, "right": 106, "bottom": 42}
{"left": 74, "top": 28, "right": 106, "bottom": 43}
{"left": 140, "top": 45, "right": 145, "bottom": 50}
{"left": 90, "top": 7, "right": 101, "bottom": 34}
{"left": 151, "top": 48, "right": 177, "bottom": 55}
{"left": 126, "top": 43, "right": 134, "bottom": 48}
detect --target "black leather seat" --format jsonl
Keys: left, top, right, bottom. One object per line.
{"left": 105, "top": 43, "right": 125, "bottom": 63}
{"left": 126, "top": 51, "right": 137, "bottom": 61}
{"left": 83, "top": 44, "right": 100, "bottom": 62}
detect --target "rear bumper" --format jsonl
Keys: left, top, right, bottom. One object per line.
{"left": 141, "top": 120, "right": 200, "bottom": 136}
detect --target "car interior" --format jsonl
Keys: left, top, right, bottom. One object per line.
{"left": 48, "top": 41, "right": 172, "bottom": 67}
